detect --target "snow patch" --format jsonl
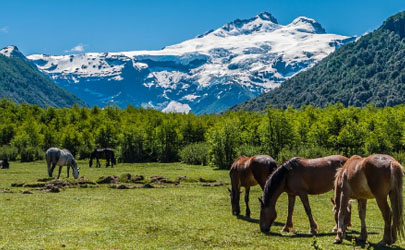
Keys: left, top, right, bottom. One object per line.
{"left": 162, "top": 101, "right": 191, "bottom": 114}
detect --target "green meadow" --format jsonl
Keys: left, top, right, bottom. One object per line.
{"left": 0, "top": 161, "right": 404, "bottom": 249}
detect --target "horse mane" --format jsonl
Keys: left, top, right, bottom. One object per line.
{"left": 262, "top": 157, "right": 300, "bottom": 206}
{"left": 334, "top": 155, "right": 362, "bottom": 188}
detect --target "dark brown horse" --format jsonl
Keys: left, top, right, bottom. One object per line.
{"left": 333, "top": 154, "right": 404, "bottom": 246}
{"left": 89, "top": 148, "right": 116, "bottom": 168}
{"left": 229, "top": 155, "right": 277, "bottom": 218}
{"left": 0, "top": 159, "right": 9, "bottom": 169}
{"left": 259, "top": 155, "right": 348, "bottom": 234}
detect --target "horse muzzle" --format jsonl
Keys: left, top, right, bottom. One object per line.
{"left": 260, "top": 226, "right": 270, "bottom": 233}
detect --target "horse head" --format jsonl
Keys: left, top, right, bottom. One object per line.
{"left": 330, "top": 197, "right": 352, "bottom": 230}
{"left": 72, "top": 159, "right": 79, "bottom": 179}
{"left": 259, "top": 197, "right": 277, "bottom": 233}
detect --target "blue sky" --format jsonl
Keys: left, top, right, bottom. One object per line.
{"left": 0, "top": 0, "right": 403, "bottom": 55}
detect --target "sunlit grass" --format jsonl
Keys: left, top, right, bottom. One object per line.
{"left": 0, "top": 161, "right": 404, "bottom": 249}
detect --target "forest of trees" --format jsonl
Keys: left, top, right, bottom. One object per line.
{"left": 2, "top": 99, "right": 405, "bottom": 169}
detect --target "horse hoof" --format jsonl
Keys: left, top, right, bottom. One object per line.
{"left": 281, "top": 228, "right": 294, "bottom": 233}
{"left": 310, "top": 229, "right": 318, "bottom": 235}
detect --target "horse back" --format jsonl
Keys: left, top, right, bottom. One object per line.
{"left": 288, "top": 155, "right": 347, "bottom": 195}
{"left": 46, "top": 147, "right": 61, "bottom": 165}
{"left": 250, "top": 155, "right": 277, "bottom": 189}
{"left": 229, "top": 156, "right": 257, "bottom": 188}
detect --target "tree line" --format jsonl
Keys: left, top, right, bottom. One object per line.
{"left": 1, "top": 99, "right": 405, "bottom": 168}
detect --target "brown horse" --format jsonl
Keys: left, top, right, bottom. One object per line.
{"left": 229, "top": 155, "right": 277, "bottom": 218}
{"left": 259, "top": 155, "right": 348, "bottom": 234}
{"left": 333, "top": 154, "right": 404, "bottom": 246}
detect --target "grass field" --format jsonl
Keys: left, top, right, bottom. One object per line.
{"left": 0, "top": 161, "right": 404, "bottom": 249}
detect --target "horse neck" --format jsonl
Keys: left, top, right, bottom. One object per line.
{"left": 266, "top": 180, "right": 286, "bottom": 209}
{"left": 230, "top": 170, "right": 241, "bottom": 192}
{"left": 263, "top": 166, "right": 289, "bottom": 209}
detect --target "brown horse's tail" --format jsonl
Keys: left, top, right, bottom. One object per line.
{"left": 390, "top": 161, "right": 404, "bottom": 241}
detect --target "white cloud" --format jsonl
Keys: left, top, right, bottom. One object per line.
{"left": 0, "top": 26, "right": 9, "bottom": 33}
{"left": 65, "top": 43, "right": 86, "bottom": 53}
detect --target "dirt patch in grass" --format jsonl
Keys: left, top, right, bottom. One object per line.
{"left": 9, "top": 174, "right": 224, "bottom": 194}
{"left": 96, "top": 176, "right": 120, "bottom": 184}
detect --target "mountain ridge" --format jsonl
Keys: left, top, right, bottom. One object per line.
{"left": 27, "top": 12, "right": 354, "bottom": 114}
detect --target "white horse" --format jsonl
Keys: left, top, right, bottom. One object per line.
{"left": 45, "top": 147, "right": 79, "bottom": 179}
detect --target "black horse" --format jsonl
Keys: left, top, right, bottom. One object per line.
{"left": 89, "top": 148, "right": 116, "bottom": 168}
{"left": 0, "top": 159, "right": 9, "bottom": 169}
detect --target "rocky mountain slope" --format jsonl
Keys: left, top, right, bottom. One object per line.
{"left": 231, "top": 11, "right": 405, "bottom": 111}
{"left": 0, "top": 46, "right": 85, "bottom": 107}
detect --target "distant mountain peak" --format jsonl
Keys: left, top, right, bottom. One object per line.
{"left": 257, "top": 11, "right": 278, "bottom": 23}
{"left": 0, "top": 45, "right": 26, "bottom": 60}
{"left": 198, "top": 11, "right": 280, "bottom": 38}
{"left": 289, "top": 16, "right": 326, "bottom": 34}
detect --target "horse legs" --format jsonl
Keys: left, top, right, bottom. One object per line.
{"left": 244, "top": 187, "right": 250, "bottom": 218}
{"left": 50, "top": 163, "right": 56, "bottom": 177}
{"left": 106, "top": 158, "right": 110, "bottom": 168}
{"left": 97, "top": 157, "right": 100, "bottom": 168}
{"left": 334, "top": 191, "right": 350, "bottom": 244}
{"left": 57, "top": 166, "right": 63, "bottom": 179}
{"left": 66, "top": 165, "right": 70, "bottom": 178}
{"left": 376, "top": 196, "right": 393, "bottom": 245}
{"left": 298, "top": 194, "right": 318, "bottom": 234}
{"left": 282, "top": 194, "right": 296, "bottom": 233}
{"left": 357, "top": 199, "right": 368, "bottom": 241}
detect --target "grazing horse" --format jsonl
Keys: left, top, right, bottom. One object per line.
{"left": 89, "top": 148, "right": 116, "bottom": 168}
{"left": 46, "top": 147, "right": 79, "bottom": 179}
{"left": 0, "top": 159, "right": 9, "bottom": 169}
{"left": 333, "top": 154, "right": 404, "bottom": 246}
{"left": 229, "top": 155, "right": 277, "bottom": 217}
{"left": 259, "top": 155, "right": 348, "bottom": 234}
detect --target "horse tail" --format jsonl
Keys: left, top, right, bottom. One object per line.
{"left": 390, "top": 161, "right": 404, "bottom": 241}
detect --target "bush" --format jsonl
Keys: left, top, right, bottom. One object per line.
{"left": 277, "top": 144, "right": 341, "bottom": 163}
{"left": 0, "top": 145, "right": 18, "bottom": 161}
{"left": 207, "top": 122, "right": 239, "bottom": 169}
{"left": 392, "top": 151, "right": 405, "bottom": 165}
{"left": 120, "top": 128, "right": 147, "bottom": 163}
{"left": 20, "top": 146, "right": 44, "bottom": 162}
{"left": 237, "top": 144, "right": 265, "bottom": 157}
{"left": 179, "top": 142, "right": 209, "bottom": 165}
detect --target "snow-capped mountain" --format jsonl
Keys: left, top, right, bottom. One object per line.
{"left": 27, "top": 12, "right": 354, "bottom": 114}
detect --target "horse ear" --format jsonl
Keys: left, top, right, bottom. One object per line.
{"left": 330, "top": 197, "right": 335, "bottom": 205}
{"left": 258, "top": 197, "right": 264, "bottom": 206}
{"left": 227, "top": 188, "right": 231, "bottom": 193}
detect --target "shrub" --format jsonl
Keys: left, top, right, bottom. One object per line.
{"left": 120, "top": 128, "right": 147, "bottom": 163}
{"left": 0, "top": 145, "right": 18, "bottom": 161}
{"left": 237, "top": 144, "right": 265, "bottom": 157}
{"left": 179, "top": 142, "right": 209, "bottom": 165}
{"left": 392, "top": 151, "right": 405, "bottom": 165}
{"left": 207, "top": 121, "right": 239, "bottom": 169}
{"left": 277, "top": 144, "right": 341, "bottom": 163}
{"left": 20, "top": 146, "right": 44, "bottom": 162}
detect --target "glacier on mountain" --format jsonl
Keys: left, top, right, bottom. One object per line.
{"left": 25, "top": 11, "right": 355, "bottom": 114}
